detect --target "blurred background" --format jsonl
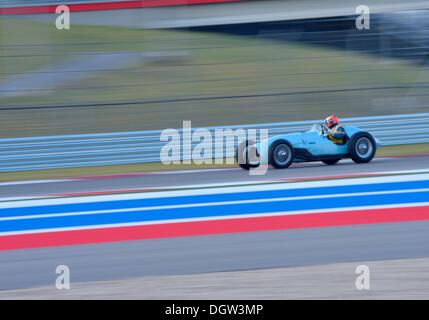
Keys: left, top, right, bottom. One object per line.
{"left": 1, "top": 0, "right": 428, "bottom": 139}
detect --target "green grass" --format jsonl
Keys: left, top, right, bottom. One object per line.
{"left": 376, "top": 143, "right": 429, "bottom": 157}
{"left": 1, "top": 18, "right": 429, "bottom": 137}
{"left": 0, "top": 160, "right": 235, "bottom": 182}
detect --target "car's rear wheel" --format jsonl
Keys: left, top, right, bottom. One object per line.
{"left": 269, "top": 140, "right": 294, "bottom": 169}
{"left": 322, "top": 158, "right": 341, "bottom": 165}
{"left": 236, "top": 140, "right": 259, "bottom": 170}
{"left": 348, "top": 132, "right": 376, "bottom": 163}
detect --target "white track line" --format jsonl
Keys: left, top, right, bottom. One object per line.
{"left": 0, "top": 196, "right": 54, "bottom": 202}
{"left": 0, "top": 179, "right": 78, "bottom": 186}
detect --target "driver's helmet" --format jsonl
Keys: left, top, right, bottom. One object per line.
{"left": 325, "top": 113, "right": 339, "bottom": 129}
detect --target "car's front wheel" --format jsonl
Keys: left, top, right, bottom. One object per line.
{"left": 348, "top": 132, "right": 376, "bottom": 163}
{"left": 269, "top": 140, "right": 294, "bottom": 169}
{"left": 236, "top": 140, "right": 259, "bottom": 170}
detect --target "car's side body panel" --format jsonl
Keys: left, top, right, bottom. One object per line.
{"left": 255, "top": 125, "right": 380, "bottom": 165}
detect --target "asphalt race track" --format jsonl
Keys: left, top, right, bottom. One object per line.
{"left": 1, "top": 155, "right": 429, "bottom": 294}
{"left": 1, "top": 220, "right": 429, "bottom": 290}
{"left": 2, "top": 155, "right": 429, "bottom": 198}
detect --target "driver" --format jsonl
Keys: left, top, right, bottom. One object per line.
{"left": 325, "top": 113, "right": 346, "bottom": 144}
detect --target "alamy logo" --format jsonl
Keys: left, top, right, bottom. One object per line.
{"left": 56, "top": 265, "right": 71, "bottom": 290}
{"left": 355, "top": 5, "right": 370, "bottom": 30}
{"left": 160, "top": 121, "right": 268, "bottom": 175}
{"left": 355, "top": 265, "right": 370, "bottom": 290}
{"left": 55, "top": 5, "right": 71, "bottom": 30}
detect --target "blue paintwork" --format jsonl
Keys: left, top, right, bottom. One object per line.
{"left": 256, "top": 124, "right": 381, "bottom": 165}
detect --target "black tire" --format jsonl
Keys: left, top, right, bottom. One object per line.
{"left": 322, "top": 158, "right": 341, "bottom": 165}
{"left": 235, "top": 140, "right": 259, "bottom": 170}
{"left": 348, "top": 132, "right": 376, "bottom": 163}
{"left": 269, "top": 140, "right": 294, "bottom": 169}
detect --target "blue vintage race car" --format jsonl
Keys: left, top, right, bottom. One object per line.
{"left": 236, "top": 124, "right": 381, "bottom": 170}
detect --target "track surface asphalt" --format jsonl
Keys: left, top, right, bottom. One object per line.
{"left": 2, "top": 156, "right": 429, "bottom": 198}
{"left": 0, "top": 155, "right": 429, "bottom": 291}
